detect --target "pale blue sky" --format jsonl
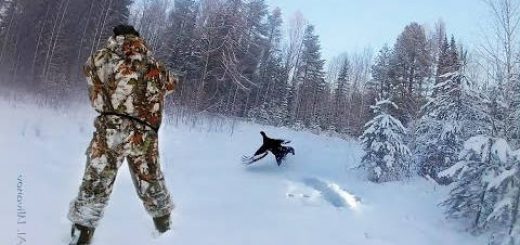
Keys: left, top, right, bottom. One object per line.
{"left": 266, "top": 0, "right": 490, "bottom": 60}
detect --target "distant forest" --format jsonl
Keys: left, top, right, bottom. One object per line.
{"left": 0, "top": 0, "right": 516, "bottom": 138}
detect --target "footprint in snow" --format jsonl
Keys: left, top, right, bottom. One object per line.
{"left": 302, "top": 177, "right": 361, "bottom": 209}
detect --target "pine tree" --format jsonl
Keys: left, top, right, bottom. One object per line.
{"left": 293, "top": 24, "right": 326, "bottom": 128}
{"left": 248, "top": 7, "right": 289, "bottom": 125}
{"left": 165, "top": 0, "right": 199, "bottom": 71}
{"left": 448, "top": 36, "right": 460, "bottom": 71}
{"left": 160, "top": 0, "right": 200, "bottom": 106}
{"left": 487, "top": 85, "right": 508, "bottom": 138}
{"left": 436, "top": 35, "right": 460, "bottom": 85}
{"left": 440, "top": 135, "right": 520, "bottom": 245}
{"left": 506, "top": 76, "right": 520, "bottom": 148}
{"left": 360, "top": 99, "right": 412, "bottom": 183}
{"left": 371, "top": 45, "right": 393, "bottom": 99}
{"left": 440, "top": 136, "right": 509, "bottom": 232}
{"left": 435, "top": 35, "right": 450, "bottom": 83}
{"left": 485, "top": 147, "right": 520, "bottom": 245}
{"left": 415, "top": 72, "right": 491, "bottom": 183}
{"left": 333, "top": 58, "right": 350, "bottom": 131}
{"left": 390, "top": 22, "right": 433, "bottom": 124}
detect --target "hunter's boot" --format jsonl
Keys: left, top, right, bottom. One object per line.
{"left": 153, "top": 214, "right": 171, "bottom": 233}
{"left": 70, "top": 224, "right": 95, "bottom": 245}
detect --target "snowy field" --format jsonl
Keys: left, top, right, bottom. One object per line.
{"left": 0, "top": 100, "right": 486, "bottom": 245}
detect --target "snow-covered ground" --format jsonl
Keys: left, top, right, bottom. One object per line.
{"left": 0, "top": 100, "right": 486, "bottom": 245}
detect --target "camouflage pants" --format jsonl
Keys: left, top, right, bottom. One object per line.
{"left": 68, "top": 115, "right": 174, "bottom": 228}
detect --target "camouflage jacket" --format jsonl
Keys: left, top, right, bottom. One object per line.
{"left": 84, "top": 35, "right": 177, "bottom": 129}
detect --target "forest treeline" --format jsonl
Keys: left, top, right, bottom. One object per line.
{"left": 0, "top": 0, "right": 513, "bottom": 137}
{"left": 0, "top": 0, "right": 463, "bottom": 136}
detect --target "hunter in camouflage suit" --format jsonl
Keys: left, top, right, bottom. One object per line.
{"left": 68, "top": 25, "right": 176, "bottom": 244}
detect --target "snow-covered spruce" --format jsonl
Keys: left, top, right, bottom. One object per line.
{"left": 440, "top": 136, "right": 520, "bottom": 244}
{"left": 486, "top": 147, "right": 520, "bottom": 245}
{"left": 506, "top": 78, "right": 520, "bottom": 148}
{"left": 415, "top": 72, "right": 491, "bottom": 184}
{"left": 360, "top": 99, "right": 412, "bottom": 182}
